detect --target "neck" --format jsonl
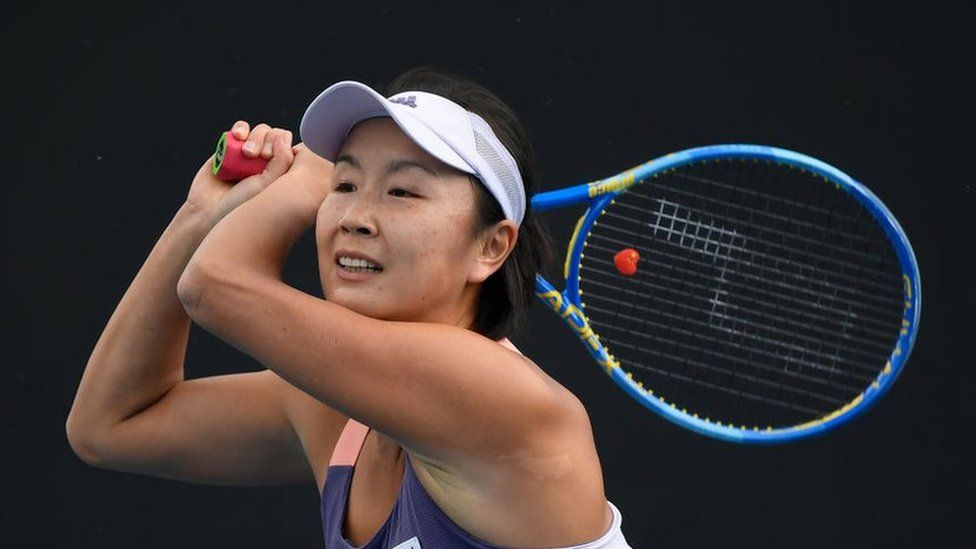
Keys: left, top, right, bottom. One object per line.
{"left": 449, "top": 281, "right": 482, "bottom": 333}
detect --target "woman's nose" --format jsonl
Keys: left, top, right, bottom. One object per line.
{"left": 338, "top": 200, "right": 377, "bottom": 236}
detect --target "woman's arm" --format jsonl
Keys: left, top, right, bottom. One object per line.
{"left": 67, "top": 124, "right": 321, "bottom": 486}
{"left": 67, "top": 201, "right": 212, "bottom": 454}
{"left": 178, "top": 138, "right": 580, "bottom": 466}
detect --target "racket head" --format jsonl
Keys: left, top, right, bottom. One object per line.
{"left": 539, "top": 144, "right": 920, "bottom": 443}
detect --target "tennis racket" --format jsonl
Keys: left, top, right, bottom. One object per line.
{"left": 213, "top": 136, "right": 920, "bottom": 443}
{"left": 532, "top": 144, "right": 920, "bottom": 443}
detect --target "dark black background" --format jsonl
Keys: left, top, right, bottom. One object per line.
{"left": 5, "top": 1, "right": 974, "bottom": 547}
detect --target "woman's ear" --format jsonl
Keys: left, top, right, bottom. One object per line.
{"left": 469, "top": 221, "right": 518, "bottom": 284}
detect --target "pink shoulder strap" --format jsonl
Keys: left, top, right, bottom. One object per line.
{"left": 328, "top": 419, "right": 370, "bottom": 467}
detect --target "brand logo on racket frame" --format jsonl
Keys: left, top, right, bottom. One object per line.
{"left": 587, "top": 170, "right": 638, "bottom": 198}
{"left": 536, "top": 289, "right": 620, "bottom": 373}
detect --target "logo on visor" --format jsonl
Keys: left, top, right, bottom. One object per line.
{"left": 390, "top": 96, "right": 418, "bottom": 108}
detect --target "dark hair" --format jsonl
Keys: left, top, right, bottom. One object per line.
{"left": 384, "top": 66, "right": 553, "bottom": 340}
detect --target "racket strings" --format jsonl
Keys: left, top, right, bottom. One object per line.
{"left": 670, "top": 168, "right": 865, "bottom": 222}
{"left": 646, "top": 177, "right": 887, "bottom": 251}
{"left": 608, "top": 194, "right": 898, "bottom": 297}
{"left": 606, "top": 179, "right": 900, "bottom": 302}
{"left": 722, "top": 159, "right": 887, "bottom": 425}
{"left": 588, "top": 224, "right": 900, "bottom": 330}
{"left": 584, "top": 296, "right": 865, "bottom": 394}
{"left": 604, "top": 172, "right": 902, "bottom": 323}
{"left": 595, "top": 331, "right": 832, "bottom": 415}
{"left": 578, "top": 159, "right": 905, "bottom": 428}
{"left": 584, "top": 241, "right": 897, "bottom": 348}
{"left": 702, "top": 159, "right": 803, "bottom": 425}
{"left": 582, "top": 268, "right": 886, "bottom": 373}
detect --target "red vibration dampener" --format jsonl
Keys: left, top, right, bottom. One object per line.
{"left": 212, "top": 131, "right": 269, "bottom": 182}
{"left": 613, "top": 248, "right": 640, "bottom": 276}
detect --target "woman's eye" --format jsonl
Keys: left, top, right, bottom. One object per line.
{"left": 335, "top": 182, "right": 356, "bottom": 192}
{"left": 389, "top": 188, "right": 416, "bottom": 198}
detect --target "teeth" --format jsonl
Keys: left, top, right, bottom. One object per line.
{"left": 338, "top": 256, "right": 381, "bottom": 270}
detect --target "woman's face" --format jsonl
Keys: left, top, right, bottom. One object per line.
{"left": 315, "top": 117, "right": 490, "bottom": 325}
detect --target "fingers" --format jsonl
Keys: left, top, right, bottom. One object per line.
{"left": 233, "top": 121, "right": 293, "bottom": 160}
{"left": 263, "top": 129, "right": 292, "bottom": 158}
{"left": 228, "top": 134, "right": 293, "bottom": 197}
{"left": 263, "top": 135, "right": 296, "bottom": 181}
{"left": 231, "top": 120, "right": 250, "bottom": 141}
{"left": 243, "top": 123, "right": 271, "bottom": 157}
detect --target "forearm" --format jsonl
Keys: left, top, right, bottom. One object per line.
{"left": 180, "top": 169, "right": 320, "bottom": 289}
{"left": 67, "top": 203, "right": 214, "bottom": 441}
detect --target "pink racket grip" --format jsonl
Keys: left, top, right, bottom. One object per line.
{"left": 212, "top": 131, "right": 269, "bottom": 182}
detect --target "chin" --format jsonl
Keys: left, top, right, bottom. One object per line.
{"left": 322, "top": 285, "right": 396, "bottom": 320}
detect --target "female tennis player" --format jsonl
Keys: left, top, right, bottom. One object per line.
{"left": 67, "top": 67, "right": 632, "bottom": 548}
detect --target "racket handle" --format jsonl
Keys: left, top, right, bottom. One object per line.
{"left": 211, "top": 131, "right": 269, "bottom": 182}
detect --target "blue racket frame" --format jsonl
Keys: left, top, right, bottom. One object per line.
{"left": 531, "top": 144, "right": 921, "bottom": 444}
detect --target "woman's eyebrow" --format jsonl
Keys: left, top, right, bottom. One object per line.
{"left": 335, "top": 154, "right": 360, "bottom": 169}
{"left": 386, "top": 158, "right": 438, "bottom": 177}
{"left": 335, "top": 154, "right": 437, "bottom": 177}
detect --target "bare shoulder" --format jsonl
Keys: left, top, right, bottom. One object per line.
{"left": 503, "top": 338, "right": 594, "bottom": 436}
{"left": 407, "top": 346, "right": 608, "bottom": 547}
{"left": 493, "top": 338, "right": 595, "bottom": 448}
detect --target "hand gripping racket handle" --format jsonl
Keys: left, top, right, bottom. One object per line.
{"left": 211, "top": 131, "right": 269, "bottom": 182}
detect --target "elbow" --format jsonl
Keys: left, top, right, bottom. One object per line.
{"left": 176, "top": 260, "right": 207, "bottom": 314}
{"left": 65, "top": 414, "right": 106, "bottom": 468}
{"left": 178, "top": 258, "right": 259, "bottom": 327}
{"left": 177, "top": 258, "right": 231, "bottom": 321}
{"left": 66, "top": 414, "right": 136, "bottom": 472}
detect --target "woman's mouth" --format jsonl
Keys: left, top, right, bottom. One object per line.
{"left": 336, "top": 255, "right": 384, "bottom": 274}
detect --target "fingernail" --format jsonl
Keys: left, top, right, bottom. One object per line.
{"left": 243, "top": 141, "right": 257, "bottom": 155}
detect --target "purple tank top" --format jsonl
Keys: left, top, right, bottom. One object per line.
{"left": 320, "top": 419, "right": 631, "bottom": 549}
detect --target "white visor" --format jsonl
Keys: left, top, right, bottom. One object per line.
{"left": 299, "top": 81, "right": 526, "bottom": 225}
